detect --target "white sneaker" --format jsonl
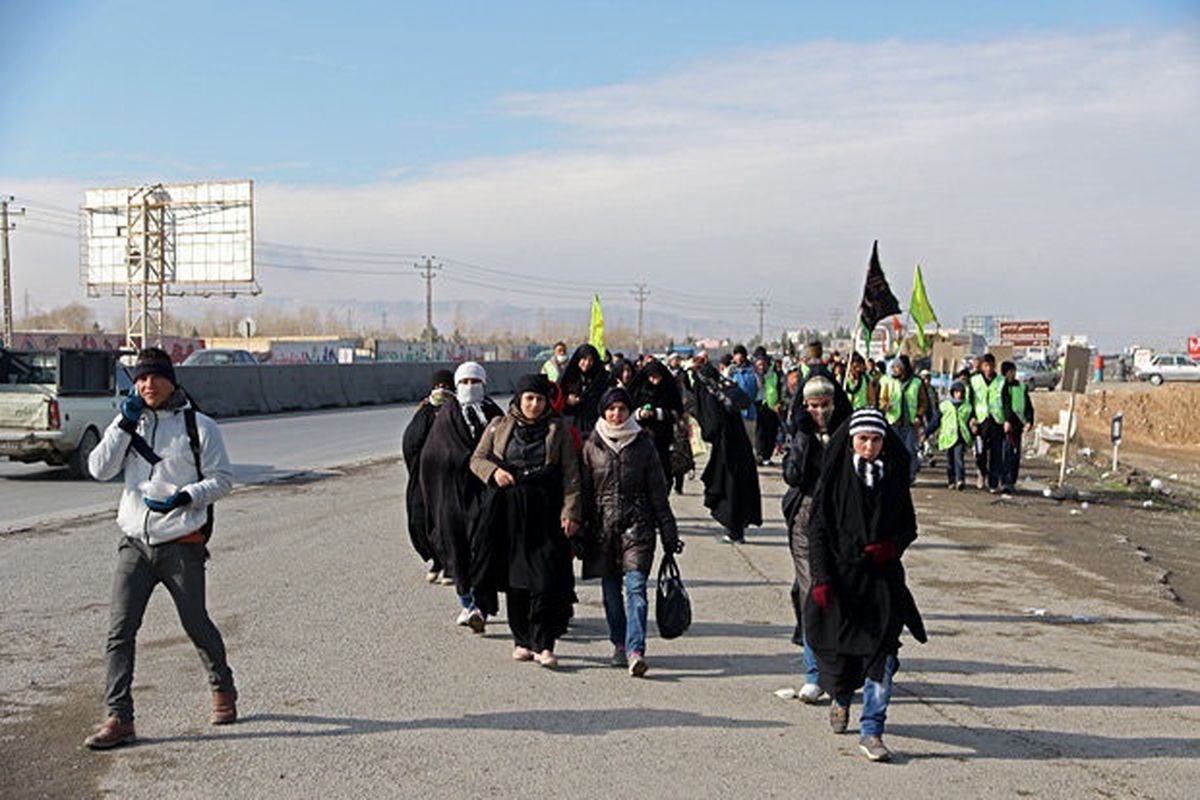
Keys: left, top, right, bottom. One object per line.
{"left": 466, "top": 609, "right": 486, "bottom": 634}
{"left": 455, "top": 608, "right": 472, "bottom": 626}
{"left": 798, "top": 683, "right": 825, "bottom": 704}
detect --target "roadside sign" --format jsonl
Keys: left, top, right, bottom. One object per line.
{"left": 999, "top": 320, "right": 1052, "bottom": 348}
{"left": 1111, "top": 413, "right": 1123, "bottom": 444}
{"left": 1060, "top": 345, "right": 1091, "bottom": 393}
{"left": 1189, "top": 336, "right": 1200, "bottom": 360}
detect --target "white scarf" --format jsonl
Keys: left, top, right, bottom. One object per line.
{"left": 594, "top": 416, "right": 643, "bottom": 453}
{"left": 853, "top": 454, "right": 885, "bottom": 489}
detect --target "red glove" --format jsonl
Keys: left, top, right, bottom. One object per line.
{"left": 811, "top": 583, "right": 831, "bottom": 610}
{"left": 864, "top": 539, "right": 899, "bottom": 567}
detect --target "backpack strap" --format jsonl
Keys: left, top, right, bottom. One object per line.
{"left": 184, "top": 407, "right": 215, "bottom": 541}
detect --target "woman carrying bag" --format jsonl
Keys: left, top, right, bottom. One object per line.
{"left": 581, "top": 387, "right": 684, "bottom": 677}
{"left": 470, "top": 374, "right": 582, "bottom": 669}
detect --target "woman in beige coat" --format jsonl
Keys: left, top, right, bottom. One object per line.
{"left": 470, "top": 374, "right": 582, "bottom": 668}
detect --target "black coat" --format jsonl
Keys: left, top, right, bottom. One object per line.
{"left": 580, "top": 428, "right": 679, "bottom": 579}
{"left": 691, "top": 365, "right": 762, "bottom": 532}
{"left": 804, "top": 422, "right": 926, "bottom": 695}
{"left": 558, "top": 344, "right": 611, "bottom": 436}
{"left": 418, "top": 395, "right": 501, "bottom": 592}
{"left": 401, "top": 400, "right": 440, "bottom": 563}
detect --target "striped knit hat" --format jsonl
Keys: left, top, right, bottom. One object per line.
{"left": 847, "top": 407, "right": 887, "bottom": 438}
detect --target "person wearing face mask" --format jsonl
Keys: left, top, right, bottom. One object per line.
{"left": 541, "top": 341, "right": 570, "bottom": 383}
{"left": 419, "top": 362, "right": 502, "bottom": 632}
{"left": 805, "top": 408, "right": 926, "bottom": 763}
{"left": 402, "top": 370, "right": 456, "bottom": 584}
{"left": 580, "top": 388, "right": 684, "bottom": 677}
{"left": 469, "top": 374, "right": 582, "bottom": 669}
{"left": 781, "top": 375, "right": 852, "bottom": 704}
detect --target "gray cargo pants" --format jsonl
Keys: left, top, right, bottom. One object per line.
{"left": 104, "top": 536, "right": 234, "bottom": 722}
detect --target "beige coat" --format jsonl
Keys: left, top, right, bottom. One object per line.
{"left": 470, "top": 412, "right": 583, "bottom": 523}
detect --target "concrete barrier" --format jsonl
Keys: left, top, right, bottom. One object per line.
{"left": 177, "top": 361, "right": 539, "bottom": 418}
{"left": 178, "top": 365, "right": 266, "bottom": 417}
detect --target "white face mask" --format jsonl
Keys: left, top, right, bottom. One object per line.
{"left": 457, "top": 382, "right": 485, "bottom": 405}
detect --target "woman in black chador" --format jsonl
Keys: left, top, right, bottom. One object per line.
{"left": 805, "top": 408, "right": 926, "bottom": 763}
{"left": 401, "top": 369, "right": 455, "bottom": 583}
{"left": 558, "top": 343, "right": 611, "bottom": 436}
{"left": 689, "top": 359, "right": 761, "bottom": 543}
{"left": 627, "top": 359, "right": 684, "bottom": 484}
{"left": 419, "top": 362, "right": 502, "bottom": 632}
{"left": 470, "top": 374, "right": 582, "bottom": 669}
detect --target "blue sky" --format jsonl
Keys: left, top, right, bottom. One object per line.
{"left": 2, "top": 2, "right": 1198, "bottom": 347}
{"left": 3, "top": 1, "right": 1193, "bottom": 183}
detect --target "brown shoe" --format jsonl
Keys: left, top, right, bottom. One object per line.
{"left": 829, "top": 703, "right": 849, "bottom": 734}
{"left": 84, "top": 716, "right": 136, "bottom": 750}
{"left": 211, "top": 689, "right": 238, "bottom": 725}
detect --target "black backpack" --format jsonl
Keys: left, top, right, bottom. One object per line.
{"left": 183, "top": 407, "right": 215, "bottom": 542}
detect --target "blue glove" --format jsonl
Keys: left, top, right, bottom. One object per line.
{"left": 144, "top": 491, "right": 191, "bottom": 513}
{"left": 121, "top": 391, "right": 145, "bottom": 425}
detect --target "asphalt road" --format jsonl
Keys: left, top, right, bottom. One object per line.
{"left": 2, "top": 444, "right": 1197, "bottom": 799}
{"left": 0, "top": 403, "right": 422, "bottom": 533}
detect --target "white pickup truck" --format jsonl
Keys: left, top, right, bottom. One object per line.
{"left": 0, "top": 348, "right": 132, "bottom": 478}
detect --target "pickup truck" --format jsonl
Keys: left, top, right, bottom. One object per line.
{"left": 0, "top": 348, "right": 132, "bottom": 478}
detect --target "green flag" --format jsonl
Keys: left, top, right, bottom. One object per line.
{"left": 589, "top": 294, "right": 607, "bottom": 359}
{"left": 909, "top": 264, "right": 939, "bottom": 351}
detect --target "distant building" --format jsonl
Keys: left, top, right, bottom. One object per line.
{"left": 961, "top": 314, "right": 1014, "bottom": 345}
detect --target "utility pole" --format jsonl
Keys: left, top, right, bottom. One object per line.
{"left": 2, "top": 196, "right": 27, "bottom": 348}
{"left": 753, "top": 297, "right": 768, "bottom": 345}
{"left": 631, "top": 283, "right": 650, "bottom": 355}
{"left": 415, "top": 257, "right": 441, "bottom": 360}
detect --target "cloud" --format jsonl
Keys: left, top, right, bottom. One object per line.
{"left": 6, "top": 29, "right": 1199, "bottom": 348}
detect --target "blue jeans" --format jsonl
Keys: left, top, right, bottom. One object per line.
{"left": 895, "top": 423, "right": 920, "bottom": 482}
{"left": 602, "top": 570, "right": 648, "bottom": 655}
{"left": 835, "top": 654, "right": 898, "bottom": 737}
{"left": 801, "top": 629, "right": 819, "bottom": 686}
{"left": 945, "top": 441, "right": 965, "bottom": 484}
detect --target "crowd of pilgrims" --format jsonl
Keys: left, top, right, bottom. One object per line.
{"left": 401, "top": 339, "right": 1029, "bottom": 762}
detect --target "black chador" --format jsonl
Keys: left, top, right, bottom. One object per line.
{"left": 419, "top": 395, "right": 501, "bottom": 594}
{"left": 691, "top": 363, "right": 762, "bottom": 537}
{"left": 805, "top": 424, "right": 926, "bottom": 697}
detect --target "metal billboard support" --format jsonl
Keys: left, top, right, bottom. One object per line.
{"left": 81, "top": 180, "right": 257, "bottom": 352}
{"left": 124, "top": 185, "right": 171, "bottom": 350}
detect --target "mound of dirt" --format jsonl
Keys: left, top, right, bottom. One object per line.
{"left": 1036, "top": 383, "right": 1200, "bottom": 448}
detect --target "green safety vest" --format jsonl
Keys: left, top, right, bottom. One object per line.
{"left": 1009, "top": 381, "right": 1028, "bottom": 423}
{"left": 844, "top": 374, "right": 871, "bottom": 409}
{"left": 763, "top": 368, "right": 780, "bottom": 407}
{"left": 970, "top": 373, "right": 1005, "bottom": 424}
{"left": 883, "top": 376, "right": 921, "bottom": 425}
{"left": 938, "top": 399, "right": 973, "bottom": 450}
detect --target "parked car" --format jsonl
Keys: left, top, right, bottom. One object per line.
{"left": 1015, "top": 359, "right": 1060, "bottom": 391}
{"left": 1136, "top": 353, "right": 1200, "bottom": 385}
{"left": 181, "top": 348, "right": 258, "bottom": 366}
{"left": 0, "top": 348, "right": 131, "bottom": 478}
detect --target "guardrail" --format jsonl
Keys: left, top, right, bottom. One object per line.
{"left": 177, "top": 361, "right": 540, "bottom": 418}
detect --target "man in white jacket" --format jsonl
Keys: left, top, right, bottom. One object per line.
{"left": 84, "top": 347, "right": 236, "bottom": 749}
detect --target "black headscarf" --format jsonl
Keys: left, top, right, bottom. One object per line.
{"left": 558, "top": 343, "right": 611, "bottom": 434}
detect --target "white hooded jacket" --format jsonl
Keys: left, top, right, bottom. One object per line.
{"left": 89, "top": 392, "right": 234, "bottom": 544}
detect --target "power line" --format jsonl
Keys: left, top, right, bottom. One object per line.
{"left": 631, "top": 283, "right": 650, "bottom": 354}
{"left": 415, "top": 257, "right": 441, "bottom": 359}
{"left": 3, "top": 197, "right": 27, "bottom": 346}
{"left": 753, "top": 297, "right": 768, "bottom": 343}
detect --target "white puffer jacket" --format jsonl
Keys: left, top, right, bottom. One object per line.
{"left": 89, "top": 393, "right": 233, "bottom": 544}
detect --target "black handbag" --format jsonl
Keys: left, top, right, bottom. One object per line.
{"left": 655, "top": 552, "right": 692, "bottom": 639}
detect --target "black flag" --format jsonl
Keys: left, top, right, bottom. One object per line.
{"left": 858, "top": 240, "right": 901, "bottom": 332}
